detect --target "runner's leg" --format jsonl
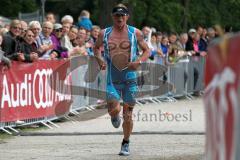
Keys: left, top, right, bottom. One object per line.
{"left": 122, "top": 103, "right": 134, "bottom": 141}
{"left": 107, "top": 100, "right": 121, "bottom": 117}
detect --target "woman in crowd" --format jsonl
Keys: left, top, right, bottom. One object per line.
{"left": 18, "top": 29, "right": 39, "bottom": 62}
{"left": 50, "top": 23, "right": 68, "bottom": 59}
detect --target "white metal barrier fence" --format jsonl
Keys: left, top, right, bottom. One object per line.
{"left": 0, "top": 55, "right": 205, "bottom": 134}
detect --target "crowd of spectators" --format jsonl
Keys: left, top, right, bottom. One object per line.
{"left": 0, "top": 10, "right": 227, "bottom": 68}
{"left": 142, "top": 25, "right": 222, "bottom": 65}
{"left": 0, "top": 10, "right": 98, "bottom": 67}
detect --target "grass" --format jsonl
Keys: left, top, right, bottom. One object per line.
{"left": 0, "top": 104, "right": 107, "bottom": 141}
{"left": 0, "top": 133, "right": 13, "bottom": 143}
{"left": 0, "top": 124, "right": 48, "bottom": 142}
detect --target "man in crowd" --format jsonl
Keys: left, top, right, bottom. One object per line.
{"left": 2, "top": 19, "right": 23, "bottom": 61}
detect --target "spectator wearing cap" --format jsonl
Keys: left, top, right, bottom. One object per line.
{"left": 186, "top": 29, "right": 207, "bottom": 93}
{"left": 51, "top": 23, "right": 63, "bottom": 49}
{"left": 185, "top": 28, "right": 196, "bottom": 53}
{"left": 187, "top": 32, "right": 200, "bottom": 53}
{"left": 50, "top": 23, "right": 68, "bottom": 59}
{"left": 186, "top": 29, "right": 207, "bottom": 57}
{"left": 188, "top": 28, "right": 196, "bottom": 34}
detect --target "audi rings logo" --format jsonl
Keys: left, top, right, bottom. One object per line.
{"left": 1, "top": 68, "right": 71, "bottom": 108}
{"left": 33, "top": 69, "right": 53, "bottom": 109}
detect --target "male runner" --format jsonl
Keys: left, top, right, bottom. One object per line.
{"left": 93, "top": 3, "right": 150, "bottom": 156}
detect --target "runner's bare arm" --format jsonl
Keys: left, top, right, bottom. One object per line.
{"left": 135, "top": 29, "right": 150, "bottom": 63}
{"left": 127, "top": 29, "right": 150, "bottom": 70}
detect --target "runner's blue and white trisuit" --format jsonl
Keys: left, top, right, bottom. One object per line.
{"left": 103, "top": 25, "right": 138, "bottom": 104}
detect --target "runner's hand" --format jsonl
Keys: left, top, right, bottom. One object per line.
{"left": 95, "top": 56, "right": 106, "bottom": 70}
{"left": 127, "top": 61, "right": 141, "bottom": 71}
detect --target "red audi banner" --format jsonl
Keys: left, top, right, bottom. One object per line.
{"left": 204, "top": 34, "right": 240, "bottom": 160}
{"left": 0, "top": 60, "right": 72, "bottom": 122}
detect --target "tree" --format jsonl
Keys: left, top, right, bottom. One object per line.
{"left": 0, "top": 0, "right": 38, "bottom": 18}
{"left": 181, "top": 0, "right": 190, "bottom": 32}
{"left": 2, "top": 0, "right": 240, "bottom": 32}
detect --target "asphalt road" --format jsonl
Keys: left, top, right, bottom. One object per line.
{"left": 0, "top": 98, "right": 205, "bottom": 160}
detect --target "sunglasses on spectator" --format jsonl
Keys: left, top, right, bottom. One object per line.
{"left": 55, "top": 29, "right": 62, "bottom": 32}
{"left": 26, "top": 34, "right": 34, "bottom": 38}
{"left": 12, "top": 26, "right": 21, "bottom": 30}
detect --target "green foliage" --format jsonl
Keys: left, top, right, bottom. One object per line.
{"left": 1, "top": 0, "right": 240, "bottom": 32}
{"left": 124, "top": 0, "right": 240, "bottom": 32}
{"left": 45, "top": 0, "right": 86, "bottom": 21}
{"left": 21, "top": 0, "right": 38, "bottom": 12}
{"left": 0, "top": 0, "right": 37, "bottom": 18}
{"left": 120, "top": 0, "right": 184, "bottom": 32}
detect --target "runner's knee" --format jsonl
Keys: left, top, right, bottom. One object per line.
{"left": 107, "top": 101, "right": 120, "bottom": 116}
{"left": 123, "top": 105, "right": 134, "bottom": 121}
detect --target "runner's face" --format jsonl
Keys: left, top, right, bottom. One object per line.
{"left": 112, "top": 14, "right": 129, "bottom": 28}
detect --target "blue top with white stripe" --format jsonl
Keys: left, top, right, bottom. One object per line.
{"left": 103, "top": 25, "right": 138, "bottom": 84}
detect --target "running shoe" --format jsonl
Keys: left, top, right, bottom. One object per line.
{"left": 111, "top": 115, "right": 121, "bottom": 128}
{"left": 119, "top": 143, "right": 130, "bottom": 156}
